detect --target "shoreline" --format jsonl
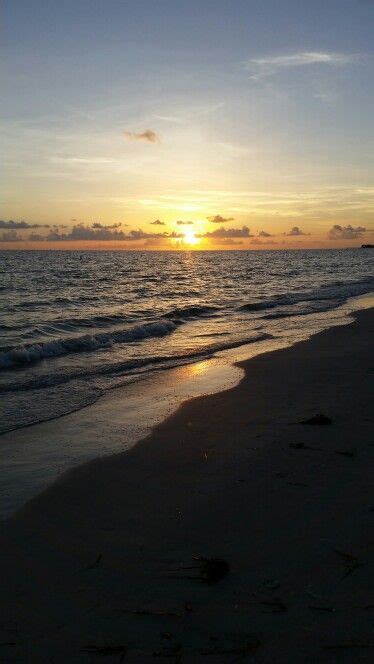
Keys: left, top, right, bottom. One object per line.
{"left": 1, "top": 292, "right": 372, "bottom": 518}
{"left": 0, "top": 307, "right": 373, "bottom": 661}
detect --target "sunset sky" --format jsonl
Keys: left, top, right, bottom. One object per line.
{"left": 1, "top": 0, "right": 373, "bottom": 249}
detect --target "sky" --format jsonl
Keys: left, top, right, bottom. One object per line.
{"left": 1, "top": 0, "right": 374, "bottom": 249}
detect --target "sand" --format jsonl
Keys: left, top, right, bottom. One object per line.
{"left": 0, "top": 308, "right": 373, "bottom": 662}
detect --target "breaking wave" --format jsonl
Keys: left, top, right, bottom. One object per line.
{"left": 238, "top": 277, "right": 374, "bottom": 314}
{"left": 0, "top": 320, "right": 177, "bottom": 369}
{"left": 162, "top": 304, "right": 221, "bottom": 319}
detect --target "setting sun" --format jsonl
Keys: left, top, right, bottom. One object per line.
{"left": 183, "top": 229, "right": 199, "bottom": 246}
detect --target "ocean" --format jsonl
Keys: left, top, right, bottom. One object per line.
{"left": 1, "top": 249, "right": 373, "bottom": 436}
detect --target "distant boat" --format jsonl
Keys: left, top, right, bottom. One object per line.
{"left": 361, "top": 244, "right": 374, "bottom": 248}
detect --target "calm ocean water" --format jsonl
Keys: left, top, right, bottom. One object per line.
{"left": 1, "top": 249, "right": 373, "bottom": 435}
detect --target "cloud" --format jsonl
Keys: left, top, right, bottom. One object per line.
{"left": 127, "top": 229, "right": 156, "bottom": 240}
{"left": 150, "top": 219, "right": 165, "bottom": 225}
{"left": 123, "top": 229, "right": 183, "bottom": 241}
{"left": 328, "top": 224, "right": 368, "bottom": 240}
{"left": 284, "top": 226, "right": 310, "bottom": 237}
{"left": 176, "top": 220, "right": 194, "bottom": 225}
{"left": 251, "top": 238, "right": 278, "bottom": 246}
{"left": 0, "top": 219, "right": 49, "bottom": 229}
{"left": 92, "top": 222, "right": 124, "bottom": 229}
{"left": 12, "top": 224, "right": 185, "bottom": 243}
{"left": 258, "top": 230, "right": 274, "bottom": 237}
{"left": 153, "top": 102, "right": 225, "bottom": 125}
{"left": 45, "top": 224, "right": 127, "bottom": 241}
{"left": 0, "top": 230, "right": 21, "bottom": 242}
{"left": 245, "top": 51, "right": 355, "bottom": 80}
{"left": 123, "top": 129, "right": 160, "bottom": 143}
{"left": 28, "top": 233, "right": 44, "bottom": 241}
{"left": 210, "top": 237, "right": 243, "bottom": 246}
{"left": 197, "top": 226, "right": 252, "bottom": 238}
{"left": 207, "top": 214, "right": 234, "bottom": 224}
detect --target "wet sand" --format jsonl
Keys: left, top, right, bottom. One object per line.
{"left": 0, "top": 308, "right": 373, "bottom": 662}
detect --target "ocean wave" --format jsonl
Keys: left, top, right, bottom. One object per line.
{"left": 163, "top": 304, "right": 221, "bottom": 319}
{"left": 239, "top": 277, "right": 374, "bottom": 314}
{"left": 239, "top": 297, "right": 290, "bottom": 312}
{"left": 0, "top": 332, "right": 271, "bottom": 393}
{"left": 0, "top": 319, "right": 177, "bottom": 369}
{"left": 263, "top": 299, "right": 341, "bottom": 320}
{"left": 0, "top": 312, "right": 134, "bottom": 337}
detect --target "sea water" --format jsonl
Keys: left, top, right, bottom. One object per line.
{"left": 1, "top": 249, "right": 373, "bottom": 435}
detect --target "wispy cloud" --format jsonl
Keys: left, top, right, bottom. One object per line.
{"left": 176, "top": 220, "right": 194, "bottom": 225}
{"left": 244, "top": 51, "right": 355, "bottom": 80}
{"left": 54, "top": 157, "right": 117, "bottom": 165}
{"left": 210, "top": 238, "right": 243, "bottom": 246}
{"left": 154, "top": 102, "right": 225, "bottom": 125}
{"left": 123, "top": 129, "right": 160, "bottom": 143}
{"left": 150, "top": 219, "right": 165, "bottom": 225}
{"left": 251, "top": 238, "right": 278, "bottom": 246}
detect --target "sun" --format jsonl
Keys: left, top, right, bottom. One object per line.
{"left": 183, "top": 229, "right": 199, "bottom": 246}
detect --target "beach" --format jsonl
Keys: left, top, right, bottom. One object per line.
{"left": 0, "top": 307, "right": 373, "bottom": 662}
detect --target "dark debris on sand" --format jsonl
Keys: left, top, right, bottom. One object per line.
{"left": 172, "top": 556, "right": 230, "bottom": 584}
{"left": 298, "top": 413, "right": 333, "bottom": 426}
{"left": 193, "top": 556, "right": 230, "bottom": 584}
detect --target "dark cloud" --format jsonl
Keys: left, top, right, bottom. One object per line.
{"left": 258, "top": 230, "right": 274, "bottom": 237}
{"left": 197, "top": 225, "right": 252, "bottom": 238}
{"left": 127, "top": 229, "right": 159, "bottom": 240}
{"left": 0, "top": 220, "right": 49, "bottom": 229}
{"left": 1, "top": 222, "right": 252, "bottom": 244}
{"left": 207, "top": 215, "right": 234, "bottom": 224}
{"left": 45, "top": 231, "right": 66, "bottom": 241}
{"left": 0, "top": 230, "right": 21, "bottom": 242}
{"left": 328, "top": 224, "right": 367, "bottom": 240}
{"left": 176, "top": 220, "right": 194, "bottom": 225}
{"left": 124, "top": 129, "right": 160, "bottom": 143}
{"left": 150, "top": 219, "right": 165, "bottom": 225}
{"left": 35, "top": 224, "right": 185, "bottom": 242}
{"left": 126, "top": 229, "right": 184, "bottom": 241}
{"left": 46, "top": 224, "right": 127, "bottom": 241}
{"left": 284, "top": 226, "right": 310, "bottom": 236}
{"left": 92, "top": 222, "right": 124, "bottom": 229}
